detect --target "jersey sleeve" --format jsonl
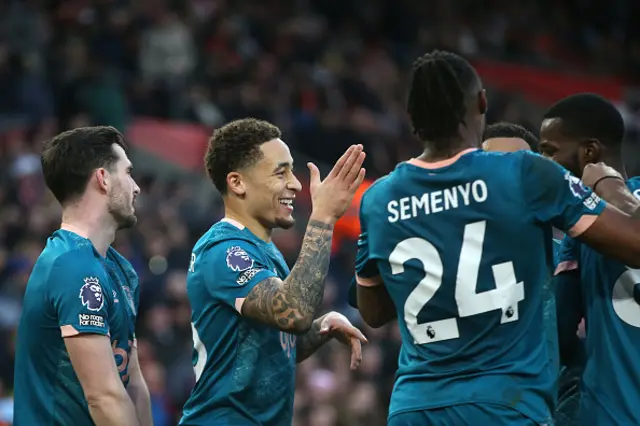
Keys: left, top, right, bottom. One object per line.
{"left": 354, "top": 192, "right": 382, "bottom": 288}
{"left": 49, "top": 252, "right": 111, "bottom": 338}
{"left": 203, "top": 239, "right": 278, "bottom": 313}
{"left": 519, "top": 152, "right": 606, "bottom": 237}
{"left": 555, "top": 235, "right": 580, "bottom": 275}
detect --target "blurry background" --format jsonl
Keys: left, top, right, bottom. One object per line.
{"left": 1, "top": 1, "right": 640, "bottom": 425}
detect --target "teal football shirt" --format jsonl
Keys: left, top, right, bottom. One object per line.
{"left": 556, "top": 177, "right": 640, "bottom": 426}
{"left": 354, "top": 150, "right": 606, "bottom": 423}
{"left": 13, "top": 230, "right": 139, "bottom": 426}
{"left": 180, "top": 219, "right": 296, "bottom": 426}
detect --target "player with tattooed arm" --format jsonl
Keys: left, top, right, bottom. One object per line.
{"left": 13, "top": 127, "right": 151, "bottom": 426}
{"left": 354, "top": 51, "right": 640, "bottom": 426}
{"left": 179, "top": 118, "right": 368, "bottom": 426}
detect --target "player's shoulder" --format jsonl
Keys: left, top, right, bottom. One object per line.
{"left": 32, "top": 231, "right": 107, "bottom": 299}
{"left": 194, "top": 220, "right": 267, "bottom": 265}
{"left": 43, "top": 230, "right": 103, "bottom": 273}
{"left": 361, "top": 174, "right": 392, "bottom": 204}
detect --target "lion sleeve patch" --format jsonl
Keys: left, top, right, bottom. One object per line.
{"left": 79, "top": 277, "right": 105, "bottom": 312}
{"left": 53, "top": 271, "right": 111, "bottom": 337}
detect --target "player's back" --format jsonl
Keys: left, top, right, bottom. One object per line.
{"left": 575, "top": 177, "right": 640, "bottom": 425}
{"left": 180, "top": 219, "right": 296, "bottom": 426}
{"left": 359, "top": 149, "right": 592, "bottom": 423}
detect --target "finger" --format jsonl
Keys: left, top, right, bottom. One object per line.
{"left": 327, "top": 145, "right": 355, "bottom": 180}
{"left": 319, "top": 325, "right": 331, "bottom": 335}
{"left": 344, "top": 151, "right": 366, "bottom": 183}
{"left": 349, "top": 338, "right": 363, "bottom": 370}
{"left": 349, "top": 167, "right": 366, "bottom": 192}
{"left": 336, "top": 144, "right": 363, "bottom": 181}
{"left": 348, "top": 327, "right": 368, "bottom": 344}
{"left": 307, "top": 162, "right": 321, "bottom": 188}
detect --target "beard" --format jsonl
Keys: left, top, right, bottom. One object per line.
{"left": 108, "top": 194, "right": 137, "bottom": 230}
{"left": 275, "top": 215, "right": 295, "bottom": 229}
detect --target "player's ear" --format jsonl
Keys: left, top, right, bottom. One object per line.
{"left": 582, "top": 139, "right": 602, "bottom": 163}
{"left": 477, "top": 89, "right": 488, "bottom": 115}
{"left": 227, "top": 172, "right": 246, "bottom": 196}
{"left": 94, "top": 168, "right": 109, "bottom": 194}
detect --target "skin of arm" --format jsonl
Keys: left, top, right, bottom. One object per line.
{"left": 65, "top": 334, "right": 140, "bottom": 426}
{"left": 591, "top": 176, "right": 640, "bottom": 218}
{"left": 357, "top": 284, "right": 397, "bottom": 328}
{"left": 126, "top": 346, "right": 153, "bottom": 426}
{"left": 241, "top": 219, "right": 334, "bottom": 334}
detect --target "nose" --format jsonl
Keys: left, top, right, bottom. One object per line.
{"left": 289, "top": 173, "right": 302, "bottom": 192}
{"left": 133, "top": 179, "right": 141, "bottom": 196}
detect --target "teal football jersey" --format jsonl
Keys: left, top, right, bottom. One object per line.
{"left": 556, "top": 177, "right": 640, "bottom": 426}
{"left": 13, "top": 230, "right": 139, "bottom": 426}
{"left": 354, "top": 150, "right": 606, "bottom": 423}
{"left": 180, "top": 219, "right": 296, "bottom": 426}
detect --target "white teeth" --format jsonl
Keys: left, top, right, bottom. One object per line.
{"left": 279, "top": 199, "right": 293, "bottom": 207}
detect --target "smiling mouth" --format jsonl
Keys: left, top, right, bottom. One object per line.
{"left": 279, "top": 198, "right": 294, "bottom": 210}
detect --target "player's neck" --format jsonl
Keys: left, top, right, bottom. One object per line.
{"left": 419, "top": 142, "right": 477, "bottom": 163}
{"left": 60, "top": 204, "right": 116, "bottom": 257}
{"left": 223, "top": 208, "right": 272, "bottom": 242}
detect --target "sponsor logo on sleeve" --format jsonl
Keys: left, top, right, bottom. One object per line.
{"left": 78, "top": 313, "right": 105, "bottom": 328}
{"left": 79, "top": 277, "right": 105, "bottom": 312}
{"left": 583, "top": 192, "right": 601, "bottom": 210}
{"left": 226, "top": 246, "right": 255, "bottom": 272}
{"left": 564, "top": 172, "right": 591, "bottom": 199}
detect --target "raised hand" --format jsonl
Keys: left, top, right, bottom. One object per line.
{"left": 307, "top": 144, "right": 366, "bottom": 224}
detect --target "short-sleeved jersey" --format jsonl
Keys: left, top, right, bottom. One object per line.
{"left": 556, "top": 177, "right": 640, "bottom": 426}
{"left": 354, "top": 149, "right": 606, "bottom": 423}
{"left": 13, "top": 230, "right": 139, "bottom": 426}
{"left": 180, "top": 219, "right": 296, "bottom": 426}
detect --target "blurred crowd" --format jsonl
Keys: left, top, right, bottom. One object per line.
{"left": 1, "top": 0, "right": 640, "bottom": 425}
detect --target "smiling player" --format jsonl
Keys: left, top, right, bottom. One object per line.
{"left": 180, "top": 118, "right": 368, "bottom": 426}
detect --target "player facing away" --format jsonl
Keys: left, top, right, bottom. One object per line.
{"left": 353, "top": 51, "right": 640, "bottom": 426}
{"left": 179, "top": 118, "right": 368, "bottom": 426}
{"left": 540, "top": 93, "right": 640, "bottom": 426}
{"left": 13, "top": 127, "right": 151, "bottom": 426}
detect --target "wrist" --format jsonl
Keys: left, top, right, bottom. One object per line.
{"left": 308, "top": 213, "right": 337, "bottom": 228}
{"left": 592, "top": 175, "right": 625, "bottom": 194}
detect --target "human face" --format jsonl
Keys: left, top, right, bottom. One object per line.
{"left": 242, "top": 139, "right": 302, "bottom": 229}
{"left": 539, "top": 118, "right": 584, "bottom": 177}
{"left": 106, "top": 144, "right": 140, "bottom": 229}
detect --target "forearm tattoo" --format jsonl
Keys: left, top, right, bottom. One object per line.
{"left": 242, "top": 220, "right": 334, "bottom": 331}
{"left": 296, "top": 317, "right": 331, "bottom": 363}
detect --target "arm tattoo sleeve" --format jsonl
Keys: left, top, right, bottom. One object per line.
{"left": 241, "top": 220, "right": 334, "bottom": 332}
{"left": 295, "top": 317, "right": 331, "bottom": 363}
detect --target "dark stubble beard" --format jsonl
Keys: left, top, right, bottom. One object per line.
{"left": 108, "top": 196, "right": 137, "bottom": 230}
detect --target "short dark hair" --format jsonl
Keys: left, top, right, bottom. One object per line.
{"left": 205, "top": 118, "right": 282, "bottom": 195}
{"left": 543, "top": 93, "right": 625, "bottom": 147}
{"left": 484, "top": 122, "right": 539, "bottom": 151}
{"left": 407, "top": 50, "right": 481, "bottom": 145}
{"left": 41, "top": 126, "right": 126, "bottom": 205}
